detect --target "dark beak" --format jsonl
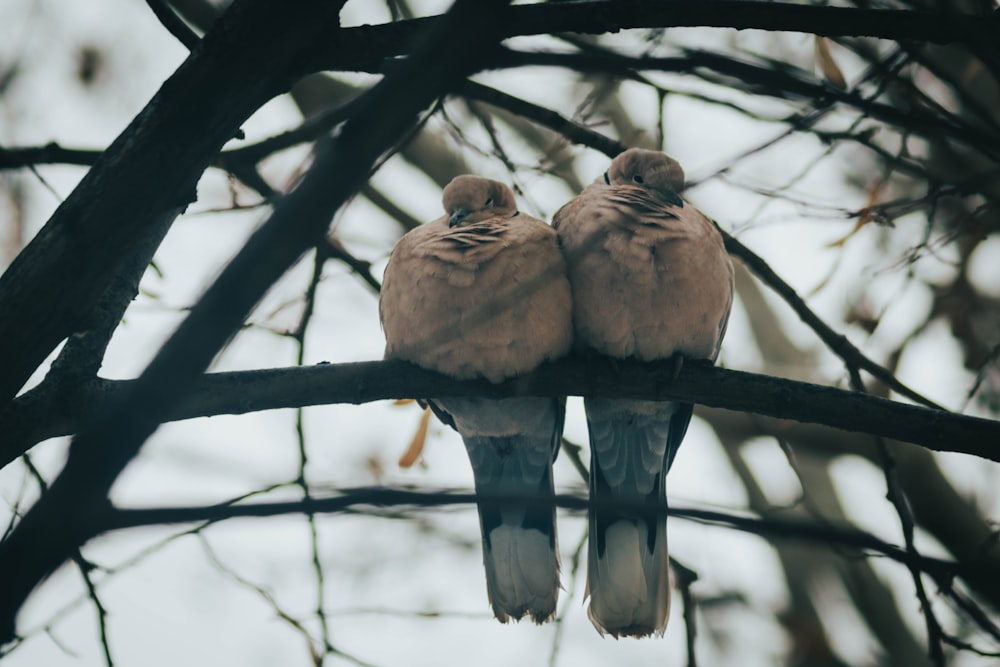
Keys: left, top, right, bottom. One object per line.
{"left": 449, "top": 209, "right": 469, "bottom": 227}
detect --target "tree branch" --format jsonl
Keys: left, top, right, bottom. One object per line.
{"left": 0, "top": 143, "right": 103, "bottom": 168}
{"left": 0, "top": 0, "right": 346, "bottom": 406}
{"left": 104, "top": 487, "right": 961, "bottom": 582}
{"left": 0, "top": 0, "right": 510, "bottom": 644}
{"left": 144, "top": 0, "right": 202, "bottom": 51}
{"left": 460, "top": 80, "right": 628, "bottom": 158}
{"left": 483, "top": 46, "right": 1000, "bottom": 160}
{"left": 2, "top": 357, "right": 997, "bottom": 470}
{"left": 705, "top": 404, "right": 1000, "bottom": 611}
{"left": 721, "top": 232, "right": 947, "bottom": 411}
{"left": 310, "top": 1, "right": 1000, "bottom": 74}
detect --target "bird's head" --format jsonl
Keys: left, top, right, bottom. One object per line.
{"left": 605, "top": 148, "right": 685, "bottom": 207}
{"left": 443, "top": 175, "right": 518, "bottom": 228}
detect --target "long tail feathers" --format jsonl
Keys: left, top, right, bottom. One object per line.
{"left": 584, "top": 399, "right": 691, "bottom": 638}
{"left": 466, "top": 434, "right": 561, "bottom": 624}
{"left": 586, "top": 508, "right": 670, "bottom": 637}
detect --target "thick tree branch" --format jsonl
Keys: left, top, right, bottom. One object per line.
{"left": 0, "top": 0, "right": 346, "bottom": 406}
{"left": 2, "top": 357, "right": 997, "bottom": 470}
{"left": 0, "top": 0, "right": 510, "bottom": 644}
{"left": 311, "top": 1, "right": 1000, "bottom": 74}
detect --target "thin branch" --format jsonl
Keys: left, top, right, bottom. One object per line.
{"left": 289, "top": 246, "right": 334, "bottom": 664}
{"left": 672, "top": 559, "right": 700, "bottom": 667}
{"left": 324, "top": 238, "right": 381, "bottom": 293}
{"left": 0, "top": 483, "right": 305, "bottom": 659}
{"left": 361, "top": 185, "right": 422, "bottom": 232}
{"left": 72, "top": 555, "right": 114, "bottom": 667}
{"left": 945, "top": 586, "right": 1000, "bottom": 645}
{"left": 0, "top": 143, "right": 103, "bottom": 168}
{"left": 486, "top": 46, "right": 1000, "bottom": 160}
{"left": 559, "top": 437, "right": 590, "bottom": 484}
{"left": 460, "top": 80, "right": 627, "bottom": 158}
{"left": 547, "top": 527, "right": 588, "bottom": 667}
{"left": 198, "top": 535, "right": 378, "bottom": 667}
{"left": 144, "top": 0, "right": 201, "bottom": 51}
{"left": 104, "top": 488, "right": 961, "bottom": 581}
{"left": 873, "top": 436, "right": 946, "bottom": 665}
{"left": 721, "top": 231, "right": 947, "bottom": 411}
{"left": 21, "top": 456, "right": 114, "bottom": 667}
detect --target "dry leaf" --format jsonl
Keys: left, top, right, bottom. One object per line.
{"left": 398, "top": 406, "right": 432, "bottom": 468}
{"left": 827, "top": 180, "right": 883, "bottom": 249}
{"left": 815, "top": 37, "right": 847, "bottom": 90}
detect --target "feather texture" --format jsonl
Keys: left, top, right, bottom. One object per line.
{"left": 380, "top": 175, "right": 573, "bottom": 623}
{"left": 554, "top": 149, "right": 734, "bottom": 637}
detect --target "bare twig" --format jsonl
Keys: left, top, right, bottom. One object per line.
{"left": 872, "top": 437, "right": 945, "bottom": 665}
{"left": 104, "top": 488, "right": 961, "bottom": 581}
{"left": 198, "top": 535, "right": 378, "bottom": 667}
{"left": 21, "top": 456, "right": 114, "bottom": 667}
{"left": 289, "top": 245, "right": 334, "bottom": 664}
{"left": 144, "top": 0, "right": 201, "bottom": 51}
{"left": 721, "top": 231, "right": 947, "bottom": 411}
{"left": 672, "top": 558, "right": 700, "bottom": 667}
{"left": 460, "top": 81, "right": 627, "bottom": 158}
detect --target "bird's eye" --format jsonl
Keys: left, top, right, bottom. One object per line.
{"left": 484, "top": 197, "right": 494, "bottom": 208}
{"left": 632, "top": 174, "right": 645, "bottom": 184}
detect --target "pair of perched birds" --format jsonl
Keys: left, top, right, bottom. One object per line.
{"left": 379, "top": 148, "right": 734, "bottom": 638}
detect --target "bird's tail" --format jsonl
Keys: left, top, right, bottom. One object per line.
{"left": 465, "top": 434, "right": 561, "bottom": 624}
{"left": 584, "top": 399, "right": 691, "bottom": 637}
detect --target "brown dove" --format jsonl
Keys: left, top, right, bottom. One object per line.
{"left": 553, "top": 148, "right": 734, "bottom": 638}
{"left": 380, "top": 175, "right": 573, "bottom": 624}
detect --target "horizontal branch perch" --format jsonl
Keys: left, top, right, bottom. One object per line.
{"left": 4, "top": 356, "right": 997, "bottom": 468}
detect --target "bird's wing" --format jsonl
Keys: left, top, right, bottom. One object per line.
{"left": 381, "top": 215, "right": 573, "bottom": 383}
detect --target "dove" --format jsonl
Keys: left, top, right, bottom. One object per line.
{"left": 380, "top": 175, "right": 573, "bottom": 623}
{"left": 553, "top": 148, "right": 734, "bottom": 637}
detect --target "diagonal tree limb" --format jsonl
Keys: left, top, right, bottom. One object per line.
{"left": 721, "top": 231, "right": 947, "bottom": 411}
{"left": 0, "top": 0, "right": 348, "bottom": 407}
{"left": 0, "top": 0, "right": 511, "bottom": 644}
{"left": 460, "top": 80, "right": 628, "bottom": 158}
